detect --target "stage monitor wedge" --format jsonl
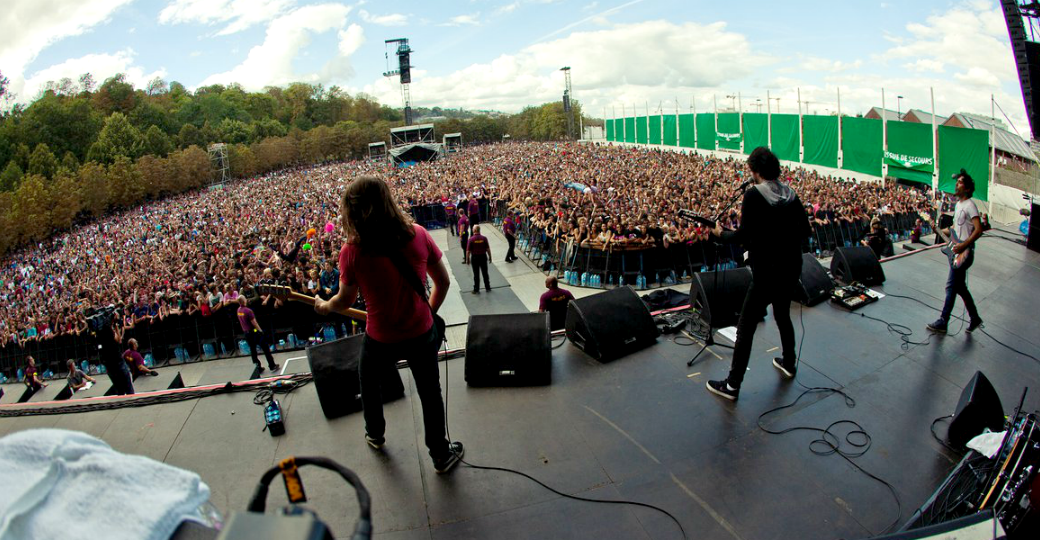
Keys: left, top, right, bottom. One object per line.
{"left": 796, "top": 252, "right": 835, "bottom": 306}
{"left": 465, "top": 313, "right": 551, "bottom": 387}
{"left": 565, "top": 286, "right": 658, "bottom": 363}
{"left": 947, "top": 370, "right": 1005, "bottom": 449}
{"left": 831, "top": 246, "right": 885, "bottom": 286}
{"left": 307, "top": 334, "right": 405, "bottom": 419}
{"left": 689, "top": 267, "right": 754, "bottom": 328}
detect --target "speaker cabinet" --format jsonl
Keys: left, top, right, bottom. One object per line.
{"left": 948, "top": 371, "right": 1005, "bottom": 449}
{"left": 306, "top": 334, "right": 405, "bottom": 419}
{"left": 689, "top": 267, "right": 754, "bottom": 328}
{"left": 1028, "top": 202, "right": 1040, "bottom": 253}
{"left": 796, "top": 253, "right": 834, "bottom": 306}
{"left": 465, "top": 313, "right": 551, "bottom": 386}
{"left": 565, "top": 286, "right": 658, "bottom": 363}
{"left": 830, "top": 246, "right": 885, "bottom": 285}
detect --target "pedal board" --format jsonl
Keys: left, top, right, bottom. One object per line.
{"left": 831, "top": 284, "right": 878, "bottom": 311}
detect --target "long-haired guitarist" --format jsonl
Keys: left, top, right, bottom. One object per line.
{"left": 928, "top": 170, "right": 984, "bottom": 334}
{"left": 313, "top": 176, "right": 464, "bottom": 474}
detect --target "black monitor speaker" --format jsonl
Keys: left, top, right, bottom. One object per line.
{"left": 947, "top": 371, "right": 1004, "bottom": 449}
{"left": 465, "top": 313, "right": 551, "bottom": 386}
{"left": 1028, "top": 202, "right": 1039, "bottom": 253}
{"left": 689, "top": 267, "right": 754, "bottom": 328}
{"left": 831, "top": 246, "right": 885, "bottom": 285}
{"left": 565, "top": 286, "right": 658, "bottom": 363}
{"left": 796, "top": 253, "right": 834, "bottom": 306}
{"left": 306, "top": 334, "right": 405, "bottom": 419}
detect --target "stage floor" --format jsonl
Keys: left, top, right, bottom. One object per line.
{"left": 1, "top": 229, "right": 1038, "bottom": 540}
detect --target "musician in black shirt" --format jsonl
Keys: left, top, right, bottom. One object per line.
{"left": 706, "top": 147, "right": 811, "bottom": 402}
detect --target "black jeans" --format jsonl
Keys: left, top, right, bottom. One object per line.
{"left": 106, "top": 359, "right": 135, "bottom": 395}
{"left": 460, "top": 232, "right": 469, "bottom": 260}
{"left": 246, "top": 329, "right": 276, "bottom": 368}
{"left": 471, "top": 253, "right": 491, "bottom": 291}
{"left": 505, "top": 233, "right": 516, "bottom": 261}
{"left": 360, "top": 326, "right": 450, "bottom": 460}
{"left": 727, "top": 280, "right": 796, "bottom": 389}
{"left": 447, "top": 214, "right": 458, "bottom": 236}
{"left": 940, "top": 251, "right": 979, "bottom": 323}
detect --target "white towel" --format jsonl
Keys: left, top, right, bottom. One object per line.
{"left": 0, "top": 429, "right": 211, "bottom": 540}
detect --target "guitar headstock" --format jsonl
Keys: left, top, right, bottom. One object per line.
{"left": 257, "top": 283, "right": 295, "bottom": 300}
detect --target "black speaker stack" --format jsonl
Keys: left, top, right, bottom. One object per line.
{"left": 307, "top": 334, "right": 405, "bottom": 419}
{"left": 564, "top": 286, "right": 659, "bottom": 363}
{"left": 465, "top": 313, "right": 551, "bottom": 386}
{"left": 947, "top": 371, "right": 1005, "bottom": 449}
{"left": 830, "top": 246, "right": 885, "bottom": 286}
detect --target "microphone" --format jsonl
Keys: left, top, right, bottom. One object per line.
{"left": 735, "top": 179, "right": 753, "bottom": 192}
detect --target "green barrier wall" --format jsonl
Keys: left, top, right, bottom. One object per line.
{"left": 886, "top": 121, "right": 933, "bottom": 184}
{"left": 717, "top": 113, "right": 741, "bottom": 151}
{"left": 663, "top": 115, "right": 677, "bottom": 146}
{"left": 624, "top": 117, "right": 636, "bottom": 143}
{"left": 742, "top": 113, "right": 768, "bottom": 154}
{"left": 938, "top": 125, "right": 989, "bottom": 202}
{"left": 606, "top": 120, "right": 614, "bottom": 141}
{"left": 636, "top": 116, "right": 648, "bottom": 144}
{"left": 649, "top": 115, "right": 662, "bottom": 145}
{"left": 841, "top": 117, "right": 882, "bottom": 176}
{"left": 803, "top": 116, "right": 838, "bottom": 168}
{"left": 679, "top": 114, "right": 695, "bottom": 147}
{"left": 770, "top": 114, "right": 800, "bottom": 162}
{"left": 696, "top": 113, "right": 716, "bottom": 150}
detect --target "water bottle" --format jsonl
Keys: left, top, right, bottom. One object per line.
{"left": 278, "top": 339, "right": 286, "bottom": 350}
{"left": 144, "top": 353, "right": 154, "bottom": 367}
{"left": 609, "top": 275, "right": 615, "bottom": 287}
{"left": 203, "top": 342, "right": 216, "bottom": 359}
{"left": 580, "top": 272, "right": 587, "bottom": 286}
{"left": 239, "top": 340, "right": 250, "bottom": 355}
{"left": 288, "top": 334, "right": 298, "bottom": 348}
{"left": 619, "top": 275, "right": 625, "bottom": 286}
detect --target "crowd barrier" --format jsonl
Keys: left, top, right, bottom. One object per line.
{"left": 512, "top": 211, "right": 929, "bottom": 288}
{"left": 0, "top": 301, "right": 361, "bottom": 383}
{"left": 408, "top": 198, "right": 499, "bottom": 231}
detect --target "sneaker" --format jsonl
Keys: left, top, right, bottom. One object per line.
{"left": 706, "top": 379, "right": 739, "bottom": 401}
{"left": 485, "top": 287, "right": 491, "bottom": 292}
{"left": 268, "top": 363, "right": 280, "bottom": 372}
{"left": 365, "top": 433, "right": 385, "bottom": 450}
{"left": 433, "top": 441, "right": 465, "bottom": 474}
{"left": 256, "top": 365, "right": 266, "bottom": 374}
{"left": 772, "top": 357, "right": 796, "bottom": 379}
{"left": 966, "top": 319, "right": 984, "bottom": 333}
{"left": 148, "top": 371, "right": 160, "bottom": 377}
{"left": 927, "top": 319, "right": 948, "bottom": 334}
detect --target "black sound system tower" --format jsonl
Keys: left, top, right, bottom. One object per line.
{"left": 306, "top": 334, "right": 405, "bottom": 419}
{"left": 831, "top": 246, "right": 885, "bottom": 286}
{"left": 465, "top": 313, "right": 551, "bottom": 386}
{"left": 565, "top": 286, "right": 659, "bottom": 363}
{"left": 1029, "top": 202, "right": 1040, "bottom": 253}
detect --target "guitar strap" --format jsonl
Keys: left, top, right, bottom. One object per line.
{"left": 385, "top": 249, "right": 447, "bottom": 344}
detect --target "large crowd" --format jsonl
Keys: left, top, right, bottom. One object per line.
{"left": 0, "top": 142, "right": 944, "bottom": 350}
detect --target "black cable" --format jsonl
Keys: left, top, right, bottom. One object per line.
{"left": 551, "top": 334, "right": 568, "bottom": 349}
{"left": 442, "top": 323, "right": 688, "bottom": 540}
{"left": 930, "top": 414, "right": 959, "bottom": 453}
{"left": 757, "top": 388, "right": 902, "bottom": 535}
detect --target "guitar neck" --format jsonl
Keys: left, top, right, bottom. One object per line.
{"left": 286, "top": 291, "right": 367, "bottom": 322}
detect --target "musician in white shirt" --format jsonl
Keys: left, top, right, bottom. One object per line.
{"left": 928, "top": 170, "right": 984, "bottom": 334}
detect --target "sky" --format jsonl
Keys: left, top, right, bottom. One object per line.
{"left": 0, "top": 0, "right": 1032, "bottom": 136}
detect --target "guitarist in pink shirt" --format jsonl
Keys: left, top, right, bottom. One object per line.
{"left": 928, "top": 170, "right": 984, "bottom": 334}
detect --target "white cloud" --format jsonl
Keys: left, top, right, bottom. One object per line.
{"left": 798, "top": 57, "right": 863, "bottom": 73}
{"left": 362, "top": 19, "right": 771, "bottom": 114}
{"left": 358, "top": 9, "right": 407, "bottom": 26}
{"left": 903, "top": 59, "right": 945, "bottom": 74}
{"left": 22, "top": 49, "right": 166, "bottom": 99}
{"left": 535, "top": 0, "right": 644, "bottom": 43}
{"left": 158, "top": 0, "right": 293, "bottom": 36}
{"left": 198, "top": 4, "right": 364, "bottom": 90}
{"left": 583, "top": 2, "right": 600, "bottom": 10}
{"left": 441, "top": 13, "right": 481, "bottom": 26}
{"left": 497, "top": 2, "right": 520, "bottom": 15}
{"left": 0, "top": 0, "right": 134, "bottom": 101}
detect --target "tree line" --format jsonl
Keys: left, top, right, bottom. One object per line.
{"left": 0, "top": 70, "right": 592, "bottom": 254}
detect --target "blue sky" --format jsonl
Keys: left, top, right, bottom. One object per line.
{"left": 0, "top": 0, "right": 1030, "bottom": 133}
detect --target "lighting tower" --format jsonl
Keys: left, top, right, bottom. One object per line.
{"left": 561, "top": 67, "right": 574, "bottom": 139}
{"left": 383, "top": 38, "right": 414, "bottom": 125}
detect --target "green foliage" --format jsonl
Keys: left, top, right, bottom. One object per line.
{"left": 0, "top": 161, "right": 22, "bottom": 191}
{"left": 27, "top": 143, "right": 58, "bottom": 178}
{"left": 143, "top": 125, "right": 173, "bottom": 157}
{"left": 87, "top": 112, "right": 143, "bottom": 164}
{"left": 177, "top": 123, "right": 203, "bottom": 149}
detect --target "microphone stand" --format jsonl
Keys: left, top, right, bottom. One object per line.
{"left": 687, "top": 182, "right": 751, "bottom": 367}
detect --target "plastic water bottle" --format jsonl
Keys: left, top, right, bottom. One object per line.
{"left": 619, "top": 275, "right": 625, "bottom": 287}
{"left": 239, "top": 340, "right": 250, "bottom": 355}
{"left": 608, "top": 275, "right": 615, "bottom": 287}
{"left": 144, "top": 353, "right": 154, "bottom": 367}
{"left": 288, "top": 334, "right": 298, "bottom": 348}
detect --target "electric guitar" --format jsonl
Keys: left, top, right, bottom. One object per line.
{"left": 256, "top": 284, "right": 368, "bottom": 322}
{"left": 677, "top": 209, "right": 718, "bottom": 228}
{"left": 939, "top": 227, "right": 972, "bottom": 270}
